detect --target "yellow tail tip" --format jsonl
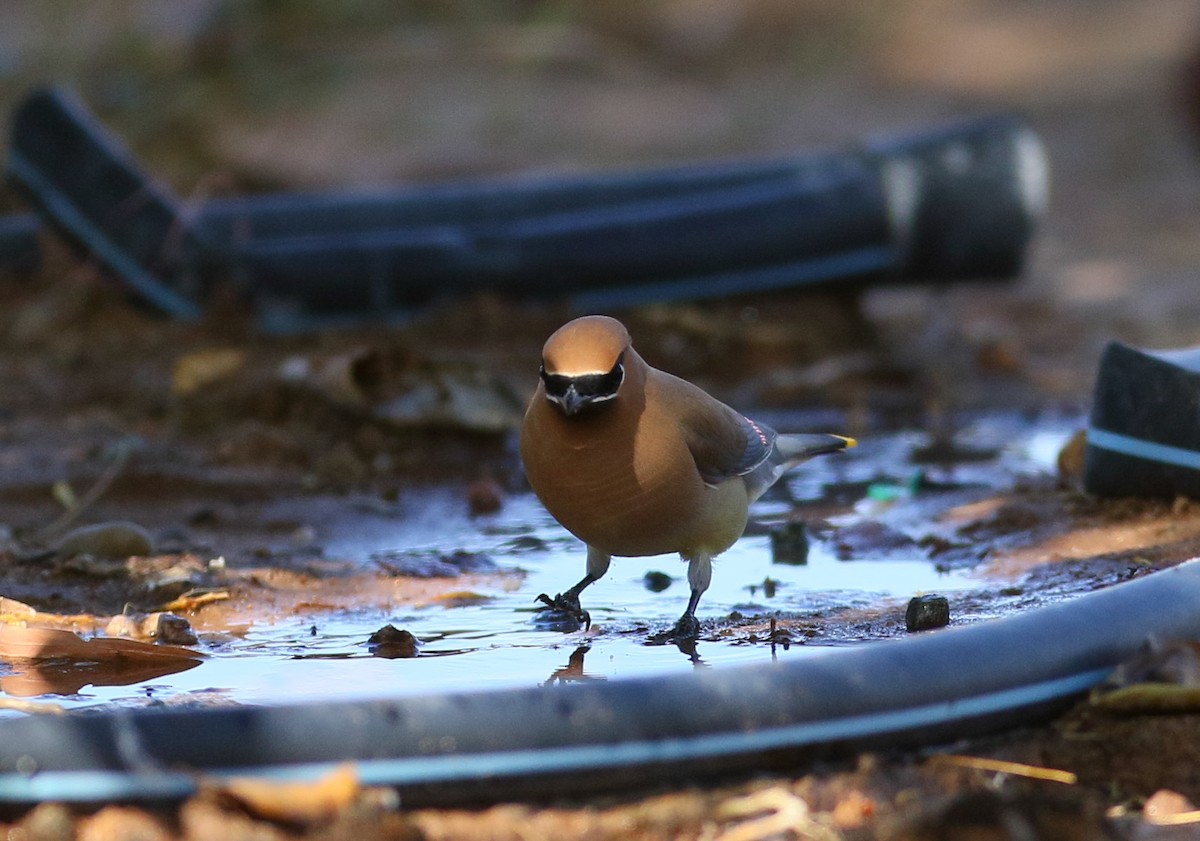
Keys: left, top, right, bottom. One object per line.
{"left": 837, "top": 435, "right": 858, "bottom": 449}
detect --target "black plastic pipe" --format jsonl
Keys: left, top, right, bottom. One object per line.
{"left": 0, "top": 212, "right": 40, "bottom": 275}
{"left": 8, "top": 88, "right": 1046, "bottom": 329}
{"left": 0, "top": 560, "right": 1196, "bottom": 806}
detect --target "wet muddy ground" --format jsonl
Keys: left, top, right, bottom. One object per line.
{"left": 6, "top": 0, "right": 1200, "bottom": 838}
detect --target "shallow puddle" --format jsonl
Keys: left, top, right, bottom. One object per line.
{"left": 0, "top": 415, "right": 1082, "bottom": 712}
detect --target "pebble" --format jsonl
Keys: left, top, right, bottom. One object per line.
{"left": 57, "top": 521, "right": 153, "bottom": 559}
{"left": 156, "top": 613, "right": 199, "bottom": 645}
{"left": 643, "top": 570, "right": 674, "bottom": 592}
{"left": 367, "top": 625, "right": 419, "bottom": 658}
{"left": 466, "top": 477, "right": 505, "bottom": 515}
{"left": 906, "top": 594, "right": 951, "bottom": 632}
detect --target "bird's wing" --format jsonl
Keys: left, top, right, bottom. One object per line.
{"left": 669, "top": 377, "right": 778, "bottom": 487}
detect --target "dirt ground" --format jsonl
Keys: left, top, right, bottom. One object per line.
{"left": 5, "top": 1, "right": 1200, "bottom": 838}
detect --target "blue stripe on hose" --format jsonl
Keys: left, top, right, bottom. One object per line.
{"left": 1088, "top": 427, "right": 1200, "bottom": 472}
{"left": 0, "top": 666, "right": 1108, "bottom": 802}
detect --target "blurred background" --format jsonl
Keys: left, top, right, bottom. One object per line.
{"left": 1, "top": 0, "right": 1199, "bottom": 469}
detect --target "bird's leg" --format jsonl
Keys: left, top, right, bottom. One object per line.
{"left": 670, "top": 553, "right": 712, "bottom": 642}
{"left": 536, "top": 573, "right": 595, "bottom": 626}
{"left": 536, "top": 546, "right": 610, "bottom": 630}
{"left": 670, "top": 589, "right": 703, "bottom": 641}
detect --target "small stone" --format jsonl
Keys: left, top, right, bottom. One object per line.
{"left": 643, "top": 571, "right": 673, "bottom": 592}
{"left": 906, "top": 594, "right": 951, "bottom": 632}
{"left": 57, "top": 521, "right": 153, "bottom": 559}
{"left": 770, "top": 521, "right": 809, "bottom": 565}
{"left": 367, "top": 625, "right": 419, "bottom": 658}
{"left": 466, "top": 477, "right": 505, "bottom": 516}
{"left": 156, "top": 613, "right": 199, "bottom": 645}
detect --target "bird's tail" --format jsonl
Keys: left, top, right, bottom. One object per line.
{"left": 743, "top": 433, "right": 855, "bottom": 502}
{"left": 775, "top": 433, "right": 856, "bottom": 466}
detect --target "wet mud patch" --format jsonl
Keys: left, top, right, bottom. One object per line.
{"left": 4, "top": 416, "right": 1197, "bottom": 712}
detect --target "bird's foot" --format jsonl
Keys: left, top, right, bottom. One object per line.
{"left": 669, "top": 612, "right": 701, "bottom": 643}
{"left": 535, "top": 591, "right": 592, "bottom": 631}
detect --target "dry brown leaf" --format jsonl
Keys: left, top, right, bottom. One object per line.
{"left": 77, "top": 805, "right": 171, "bottom": 841}
{"left": 0, "top": 597, "right": 37, "bottom": 618}
{"left": 0, "top": 626, "right": 205, "bottom": 697}
{"left": 2, "top": 657, "right": 203, "bottom": 697}
{"left": 0, "top": 599, "right": 101, "bottom": 633}
{"left": 173, "top": 348, "right": 247, "bottom": 397}
{"left": 0, "top": 625, "right": 204, "bottom": 663}
{"left": 1145, "top": 789, "right": 1200, "bottom": 825}
{"left": 423, "top": 591, "right": 492, "bottom": 608}
{"left": 218, "top": 764, "right": 361, "bottom": 823}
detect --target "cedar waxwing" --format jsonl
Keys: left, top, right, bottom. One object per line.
{"left": 520, "top": 315, "right": 856, "bottom": 641}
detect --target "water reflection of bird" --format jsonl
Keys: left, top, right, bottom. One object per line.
{"left": 521, "top": 315, "right": 854, "bottom": 641}
{"left": 543, "top": 645, "right": 602, "bottom": 685}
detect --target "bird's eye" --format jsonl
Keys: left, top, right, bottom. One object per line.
{"left": 540, "top": 353, "right": 625, "bottom": 405}
{"left": 540, "top": 365, "right": 572, "bottom": 397}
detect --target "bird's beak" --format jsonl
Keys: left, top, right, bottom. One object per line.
{"left": 559, "top": 384, "right": 587, "bottom": 416}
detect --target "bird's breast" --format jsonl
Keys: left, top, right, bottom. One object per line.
{"left": 521, "top": 399, "right": 747, "bottom": 558}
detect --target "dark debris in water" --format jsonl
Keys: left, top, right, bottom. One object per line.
{"left": 367, "top": 624, "right": 420, "bottom": 659}
{"left": 826, "top": 521, "right": 921, "bottom": 561}
{"left": 769, "top": 521, "right": 810, "bottom": 565}
{"left": 372, "top": 549, "right": 499, "bottom": 578}
{"left": 642, "top": 570, "right": 674, "bottom": 592}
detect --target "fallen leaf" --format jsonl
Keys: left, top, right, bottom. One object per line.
{"left": 2, "top": 656, "right": 203, "bottom": 697}
{"left": 1145, "top": 789, "right": 1198, "bottom": 825}
{"left": 0, "top": 625, "right": 205, "bottom": 696}
{"left": 424, "top": 591, "right": 493, "bottom": 608}
{"left": 217, "top": 764, "right": 360, "bottom": 823}
{"left": 173, "top": 348, "right": 247, "bottom": 397}
{"left": 0, "top": 625, "right": 202, "bottom": 663}
{"left": 77, "top": 805, "right": 171, "bottom": 841}
{"left": 0, "top": 597, "right": 37, "bottom": 618}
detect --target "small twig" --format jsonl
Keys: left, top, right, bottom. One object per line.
{"left": 928, "top": 754, "right": 1077, "bottom": 784}
{"left": 35, "top": 442, "right": 134, "bottom": 541}
{"left": 159, "top": 589, "right": 230, "bottom": 613}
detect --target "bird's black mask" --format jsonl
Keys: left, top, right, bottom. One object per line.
{"left": 540, "top": 353, "right": 625, "bottom": 417}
